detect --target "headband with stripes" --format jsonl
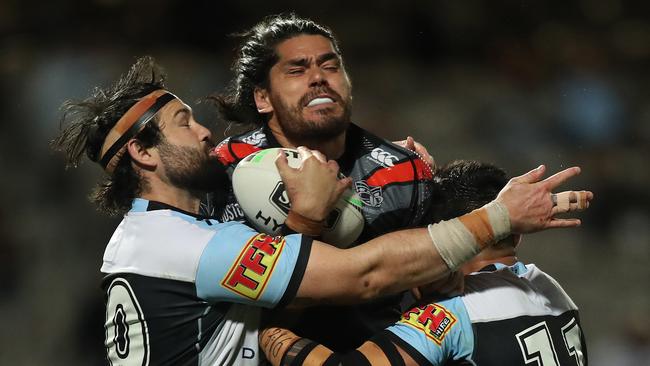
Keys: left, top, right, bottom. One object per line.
{"left": 99, "top": 89, "right": 177, "bottom": 173}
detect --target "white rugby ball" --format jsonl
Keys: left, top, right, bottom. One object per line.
{"left": 232, "top": 148, "right": 364, "bottom": 248}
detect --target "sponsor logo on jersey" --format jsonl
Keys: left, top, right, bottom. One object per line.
{"left": 354, "top": 180, "right": 383, "bottom": 207}
{"left": 221, "top": 234, "right": 286, "bottom": 300}
{"left": 220, "top": 202, "right": 245, "bottom": 222}
{"left": 242, "top": 131, "right": 267, "bottom": 146}
{"left": 400, "top": 304, "right": 457, "bottom": 345}
{"left": 368, "top": 147, "right": 398, "bottom": 167}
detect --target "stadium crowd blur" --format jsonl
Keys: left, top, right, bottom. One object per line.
{"left": 1, "top": 0, "right": 648, "bottom": 364}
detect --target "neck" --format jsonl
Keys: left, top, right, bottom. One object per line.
{"left": 140, "top": 176, "right": 202, "bottom": 214}
{"left": 463, "top": 255, "right": 518, "bottom": 274}
{"left": 461, "top": 244, "right": 518, "bottom": 274}
{"left": 267, "top": 121, "right": 347, "bottom": 160}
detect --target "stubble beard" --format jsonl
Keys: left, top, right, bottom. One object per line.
{"left": 157, "top": 139, "right": 228, "bottom": 194}
{"left": 270, "top": 88, "right": 353, "bottom": 143}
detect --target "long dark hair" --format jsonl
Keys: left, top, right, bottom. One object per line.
{"left": 52, "top": 56, "right": 166, "bottom": 216}
{"left": 209, "top": 13, "right": 342, "bottom": 127}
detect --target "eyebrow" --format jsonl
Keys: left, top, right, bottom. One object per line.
{"left": 285, "top": 52, "right": 341, "bottom": 67}
{"left": 173, "top": 106, "right": 192, "bottom": 118}
{"left": 316, "top": 52, "right": 339, "bottom": 65}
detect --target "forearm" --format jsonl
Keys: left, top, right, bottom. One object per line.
{"left": 260, "top": 327, "right": 333, "bottom": 366}
{"left": 260, "top": 327, "right": 411, "bottom": 366}
{"left": 293, "top": 202, "right": 510, "bottom": 306}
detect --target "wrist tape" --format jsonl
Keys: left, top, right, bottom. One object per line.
{"left": 281, "top": 338, "right": 318, "bottom": 366}
{"left": 285, "top": 210, "right": 325, "bottom": 237}
{"left": 428, "top": 201, "right": 511, "bottom": 270}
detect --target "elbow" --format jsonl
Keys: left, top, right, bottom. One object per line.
{"left": 353, "top": 271, "right": 392, "bottom": 302}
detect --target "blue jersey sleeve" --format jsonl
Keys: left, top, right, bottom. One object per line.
{"left": 195, "top": 221, "right": 311, "bottom": 308}
{"left": 386, "top": 297, "right": 474, "bottom": 365}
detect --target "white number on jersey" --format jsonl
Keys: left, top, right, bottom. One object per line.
{"left": 561, "top": 317, "right": 586, "bottom": 365}
{"left": 516, "top": 318, "right": 585, "bottom": 365}
{"left": 105, "top": 278, "right": 150, "bottom": 366}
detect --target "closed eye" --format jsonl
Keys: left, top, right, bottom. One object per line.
{"left": 288, "top": 68, "right": 305, "bottom": 75}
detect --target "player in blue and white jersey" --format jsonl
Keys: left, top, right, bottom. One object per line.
{"left": 261, "top": 160, "right": 588, "bottom": 365}
{"left": 53, "top": 57, "right": 591, "bottom": 365}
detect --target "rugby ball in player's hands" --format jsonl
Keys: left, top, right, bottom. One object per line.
{"left": 232, "top": 148, "right": 364, "bottom": 248}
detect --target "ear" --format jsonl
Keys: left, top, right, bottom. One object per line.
{"left": 254, "top": 87, "right": 273, "bottom": 114}
{"left": 126, "top": 139, "right": 157, "bottom": 170}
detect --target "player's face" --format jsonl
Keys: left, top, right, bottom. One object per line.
{"left": 263, "top": 34, "right": 352, "bottom": 142}
{"left": 155, "top": 99, "right": 227, "bottom": 192}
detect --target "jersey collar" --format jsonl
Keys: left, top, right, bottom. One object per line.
{"left": 130, "top": 198, "right": 211, "bottom": 221}
{"left": 477, "top": 261, "right": 528, "bottom": 276}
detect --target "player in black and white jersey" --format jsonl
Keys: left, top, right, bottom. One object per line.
{"left": 53, "top": 57, "right": 591, "bottom": 365}
{"left": 260, "top": 160, "right": 588, "bottom": 365}
{"left": 207, "top": 14, "right": 440, "bottom": 350}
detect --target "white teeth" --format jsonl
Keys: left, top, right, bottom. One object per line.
{"left": 307, "top": 97, "right": 334, "bottom": 107}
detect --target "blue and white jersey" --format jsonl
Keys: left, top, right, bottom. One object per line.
{"left": 384, "top": 263, "right": 587, "bottom": 365}
{"left": 101, "top": 199, "right": 311, "bottom": 365}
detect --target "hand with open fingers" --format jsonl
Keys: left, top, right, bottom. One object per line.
{"left": 495, "top": 165, "right": 594, "bottom": 233}
{"left": 394, "top": 136, "right": 436, "bottom": 169}
{"left": 275, "top": 146, "right": 352, "bottom": 222}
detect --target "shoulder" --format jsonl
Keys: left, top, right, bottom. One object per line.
{"left": 385, "top": 297, "right": 473, "bottom": 364}
{"left": 521, "top": 264, "right": 579, "bottom": 311}
{"left": 398, "top": 297, "right": 468, "bottom": 345}
{"left": 101, "top": 210, "right": 225, "bottom": 282}
{"left": 214, "top": 127, "right": 267, "bottom": 167}
{"left": 352, "top": 124, "right": 416, "bottom": 159}
{"left": 462, "top": 264, "right": 578, "bottom": 323}
{"left": 349, "top": 124, "right": 434, "bottom": 181}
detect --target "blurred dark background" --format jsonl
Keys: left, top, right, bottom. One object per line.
{"left": 1, "top": 0, "right": 648, "bottom": 364}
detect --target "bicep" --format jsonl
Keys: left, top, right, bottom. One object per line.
{"left": 291, "top": 240, "right": 372, "bottom": 306}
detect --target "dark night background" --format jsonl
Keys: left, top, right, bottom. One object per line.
{"left": 0, "top": 0, "right": 648, "bottom": 364}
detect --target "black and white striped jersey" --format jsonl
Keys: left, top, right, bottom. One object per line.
{"left": 102, "top": 199, "right": 311, "bottom": 365}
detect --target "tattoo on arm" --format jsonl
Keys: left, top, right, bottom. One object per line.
{"left": 259, "top": 327, "right": 301, "bottom": 365}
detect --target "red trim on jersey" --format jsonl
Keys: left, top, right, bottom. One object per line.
{"left": 366, "top": 159, "right": 432, "bottom": 186}
{"left": 414, "top": 159, "right": 434, "bottom": 180}
{"left": 213, "top": 141, "right": 262, "bottom": 166}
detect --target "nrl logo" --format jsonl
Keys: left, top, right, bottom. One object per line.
{"left": 242, "top": 131, "right": 267, "bottom": 147}
{"left": 354, "top": 180, "right": 383, "bottom": 208}
{"left": 368, "top": 147, "right": 398, "bottom": 167}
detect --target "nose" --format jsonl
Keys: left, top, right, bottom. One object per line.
{"left": 194, "top": 121, "right": 212, "bottom": 142}
{"left": 308, "top": 67, "right": 328, "bottom": 87}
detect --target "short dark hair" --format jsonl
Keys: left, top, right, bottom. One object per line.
{"left": 52, "top": 56, "right": 166, "bottom": 216}
{"left": 210, "top": 13, "right": 342, "bottom": 127}
{"left": 432, "top": 160, "right": 508, "bottom": 222}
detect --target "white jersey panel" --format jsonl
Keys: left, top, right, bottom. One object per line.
{"left": 101, "top": 208, "right": 214, "bottom": 282}
{"left": 462, "top": 263, "right": 578, "bottom": 324}
{"left": 198, "top": 304, "right": 260, "bottom": 366}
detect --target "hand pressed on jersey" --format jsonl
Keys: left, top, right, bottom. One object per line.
{"left": 275, "top": 146, "right": 352, "bottom": 222}
{"left": 394, "top": 136, "right": 436, "bottom": 169}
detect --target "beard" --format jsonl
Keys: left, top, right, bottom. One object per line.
{"left": 270, "top": 86, "right": 352, "bottom": 142}
{"left": 157, "top": 139, "right": 228, "bottom": 194}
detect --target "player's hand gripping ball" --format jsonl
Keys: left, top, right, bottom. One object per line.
{"left": 232, "top": 148, "right": 364, "bottom": 248}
